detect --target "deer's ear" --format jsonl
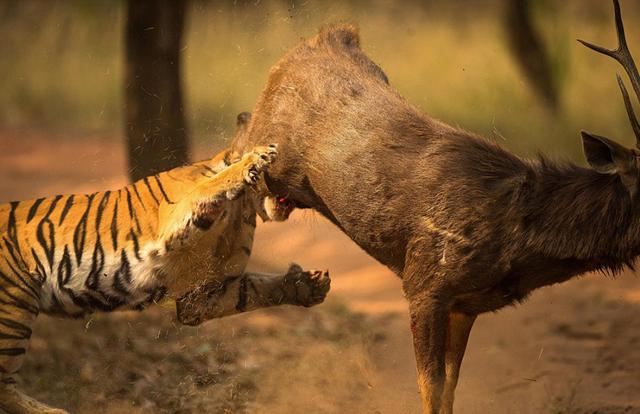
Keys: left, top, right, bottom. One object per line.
{"left": 582, "top": 131, "right": 634, "bottom": 173}
{"left": 581, "top": 130, "right": 638, "bottom": 193}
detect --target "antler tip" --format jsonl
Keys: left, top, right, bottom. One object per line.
{"left": 577, "top": 38, "right": 615, "bottom": 57}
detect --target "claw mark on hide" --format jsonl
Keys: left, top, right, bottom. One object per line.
{"left": 440, "top": 240, "right": 448, "bottom": 265}
{"left": 423, "top": 218, "right": 470, "bottom": 245}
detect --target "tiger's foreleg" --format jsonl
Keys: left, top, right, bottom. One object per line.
{"left": 158, "top": 144, "right": 277, "bottom": 249}
{"left": 0, "top": 267, "right": 68, "bottom": 413}
{"left": 175, "top": 264, "right": 331, "bottom": 326}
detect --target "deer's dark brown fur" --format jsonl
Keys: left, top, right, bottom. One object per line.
{"left": 232, "top": 2, "right": 640, "bottom": 413}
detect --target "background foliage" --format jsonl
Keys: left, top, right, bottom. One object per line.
{"left": 2, "top": 0, "right": 640, "bottom": 160}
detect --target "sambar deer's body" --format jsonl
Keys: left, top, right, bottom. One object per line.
{"left": 233, "top": 1, "right": 640, "bottom": 412}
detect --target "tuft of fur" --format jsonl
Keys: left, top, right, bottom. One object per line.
{"left": 311, "top": 23, "right": 361, "bottom": 50}
{"left": 309, "top": 23, "right": 389, "bottom": 85}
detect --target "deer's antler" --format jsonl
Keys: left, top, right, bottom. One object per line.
{"left": 578, "top": 0, "right": 640, "bottom": 148}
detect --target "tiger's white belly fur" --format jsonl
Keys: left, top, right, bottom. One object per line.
{"left": 39, "top": 197, "right": 255, "bottom": 317}
{"left": 39, "top": 240, "right": 167, "bottom": 315}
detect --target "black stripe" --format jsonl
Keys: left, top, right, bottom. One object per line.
{"left": 0, "top": 304, "right": 16, "bottom": 316}
{"left": 0, "top": 269, "right": 39, "bottom": 302}
{"left": 4, "top": 235, "right": 28, "bottom": 268}
{"left": 110, "top": 195, "right": 119, "bottom": 251}
{"left": 85, "top": 240, "right": 105, "bottom": 291}
{"left": 95, "top": 191, "right": 111, "bottom": 231}
{"left": 235, "top": 276, "right": 248, "bottom": 311}
{"left": 143, "top": 177, "right": 160, "bottom": 205}
{"left": 154, "top": 175, "right": 174, "bottom": 204}
{"left": 247, "top": 278, "right": 259, "bottom": 298}
{"left": 2, "top": 259, "right": 40, "bottom": 299}
{"left": 36, "top": 217, "right": 55, "bottom": 269}
{"left": 0, "top": 317, "right": 32, "bottom": 338}
{"left": 0, "top": 285, "right": 39, "bottom": 315}
{"left": 223, "top": 151, "right": 232, "bottom": 166}
{"left": 151, "top": 286, "right": 168, "bottom": 303}
{"left": 0, "top": 348, "right": 25, "bottom": 356}
{"left": 202, "top": 165, "right": 217, "bottom": 175}
{"left": 31, "top": 248, "right": 46, "bottom": 284}
{"left": 57, "top": 247, "right": 95, "bottom": 314}
{"left": 58, "top": 194, "right": 75, "bottom": 225}
{"left": 57, "top": 246, "right": 72, "bottom": 287}
{"left": 0, "top": 272, "right": 40, "bottom": 300}
{"left": 128, "top": 229, "right": 142, "bottom": 261}
{"left": 73, "top": 193, "right": 96, "bottom": 266}
{"left": 26, "top": 198, "right": 45, "bottom": 222}
{"left": 0, "top": 332, "right": 29, "bottom": 340}
{"left": 34, "top": 195, "right": 62, "bottom": 271}
{"left": 46, "top": 290, "right": 68, "bottom": 316}
{"left": 132, "top": 183, "right": 147, "bottom": 211}
{"left": 66, "top": 292, "right": 96, "bottom": 312}
{"left": 72, "top": 291, "right": 125, "bottom": 313}
{"left": 46, "top": 195, "right": 63, "bottom": 216}
{"left": 113, "top": 250, "right": 132, "bottom": 295}
{"left": 3, "top": 238, "right": 27, "bottom": 273}
{"left": 125, "top": 187, "right": 142, "bottom": 233}
{"left": 7, "top": 201, "right": 19, "bottom": 248}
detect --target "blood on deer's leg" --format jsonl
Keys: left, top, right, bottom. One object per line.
{"left": 440, "top": 312, "right": 477, "bottom": 414}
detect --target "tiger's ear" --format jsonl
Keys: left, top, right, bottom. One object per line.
{"left": 581, "top": 130, "right": 639, "bottom": 194}
{"left": 236, "top": 112, "right": 251, "bottom": 130}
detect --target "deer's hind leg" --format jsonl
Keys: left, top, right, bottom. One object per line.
{"left": 402, "top": 242, "right": 458, "bottom": 414}
{"left": 440, "top": 312, "right": 476, "bottom": 414}
{"left": 0, "top": 266, "right": 67, "bottom": 413}
{"left": 405, "top": 292, "right": 450, "bottom": 414}
{"left": 175, "top": 264, "right": 330, "bottom": 326}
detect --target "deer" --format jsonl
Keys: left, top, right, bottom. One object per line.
{"left": 229, "top": 1, "right": 640, "bottom": 412}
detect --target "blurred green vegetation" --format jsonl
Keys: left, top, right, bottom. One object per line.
{"left": 1, "top": 0, "right": 640, "bottom": 161}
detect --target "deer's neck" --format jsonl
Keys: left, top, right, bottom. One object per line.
{"left": 525, "top": 159, "right": 640, "bottom": 273}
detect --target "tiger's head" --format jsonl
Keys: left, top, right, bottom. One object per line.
{"left": 231, "top": 112, "right": 295, "bottom": 222}
{"left": 253, "top": 190, "right": 295, "bottom": 222}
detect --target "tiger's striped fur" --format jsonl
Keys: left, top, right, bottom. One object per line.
{"left": 0, "top": 116, "right": 330, "bottom": 414}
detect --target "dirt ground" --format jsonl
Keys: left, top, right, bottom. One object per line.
{"left": 1, "top": 130, "right": 640, "bottom": 413}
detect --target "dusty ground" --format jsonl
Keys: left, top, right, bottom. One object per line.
{"left": 1, "top": 130, "right": 640, "bottom": 413}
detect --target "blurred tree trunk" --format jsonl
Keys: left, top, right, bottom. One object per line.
{"left": 504, "top": 0, "right": 558, "bottom": 112}
{"left": 124, "top": 0, "right": 189, "bottom": 182}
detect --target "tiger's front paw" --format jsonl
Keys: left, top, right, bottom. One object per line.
{"left": 284, "top": 263, "right": 331, "bottom": 307}
{"left": 243, "top": 144, "right": 278, "bottom": 185}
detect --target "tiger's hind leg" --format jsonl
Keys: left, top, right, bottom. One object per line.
{"left": 176, "top": 264, "right": 331, "bottom": 326}
{"left": 0, "top": 382, "right": 69, "bottom": 414}
{"left": 0, "top": 265, "right": 67, "bottom": 413}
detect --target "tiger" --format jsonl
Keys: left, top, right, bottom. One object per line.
{"left": 0, "top": 112, "right": 331, "bottom": 414}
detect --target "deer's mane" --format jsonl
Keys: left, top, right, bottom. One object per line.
{"left": 522, "top": 154, "right": 639, "bottom": 275}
